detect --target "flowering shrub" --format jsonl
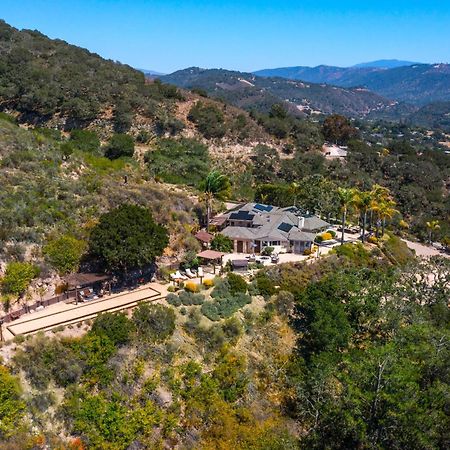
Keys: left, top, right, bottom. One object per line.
{"left": 185, "top": 281, "right": 200, "bottom": 293}
{"left": 321, "top": 232, "right": 333, "bottom": 241}
{"left": 203, "top": 278, "right": 214, "bottom": 288}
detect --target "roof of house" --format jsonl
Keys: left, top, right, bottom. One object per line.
{"left": 197, "top": 250, "right": 225, "bottom": 260}
{"left": 66, "top": 273, "right": 110, "bottom": 289}
{"left": 302, "top": 216, "right": 330, "bottom": 231}
{"left": 220, "top": 202, "right": 329, "bottom": 242}
{"left": 195, "top": 230, "right": 214, "bottom": 243}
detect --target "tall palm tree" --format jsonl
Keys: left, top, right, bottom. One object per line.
{"left": 201, "top": 171, "right": 231, "bottom": 232}
{"left": 289, "top": 181, "right": 300, "bottom": 207}
{"left": 426, "top": 220, "right": 440, "bottom": 244}
{"left": 337, "top": 187, "right": 355, "bottom": 245}
{"left": 373, "top": 199, "right": 399, "bottom": 237}
{"left": 370, "top": 185, "right": 396, "bottom": 237}
{"left": 353, "top": 189, "right": 373, "bottom": 243}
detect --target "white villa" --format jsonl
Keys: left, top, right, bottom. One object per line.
{"left": 216, "top": 203, "right": 330, "bottom": 254}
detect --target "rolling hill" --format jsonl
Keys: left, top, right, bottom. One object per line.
{"left": 253, "top": 63, "right": 450, "bottom": 106}
{"left": 160, "top": 67, "right": 414, "bottom": 119}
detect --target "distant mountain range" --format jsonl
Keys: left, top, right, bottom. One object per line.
{"left": 138, "top": 68, "right": 166, "bottom": 76}
{"left": 160, "top": 67, "right": 415, "bottom": 119}
{"left": 253, "top": 63, "right": 450, "bottom": 105}
{"left": 352, "top": 59, "right": 420, "bottom": 69}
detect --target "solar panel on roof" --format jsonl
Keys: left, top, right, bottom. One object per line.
{"left": 278, "top": 222, "right": 293, "bottom": 233}
{"left": 254, "top": 203, "right": 273, "bottom": 212}
{"left": 229, "top": 211, "right": 254, "bottom": 221}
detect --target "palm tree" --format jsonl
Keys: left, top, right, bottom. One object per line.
{"left": 370, "top": 185, "right": 397, "bottom": 237}
{"left": 426, "top": 220, "right": 440, "bottom": 244}
{"left": 353, "top": 189, "right": 373, "bottom": 243}
{"left": 201, "top": 171, "right": 231, "bottom": 232}
{"left": 289, "top": 181, "right": 300, "bottom": 207}
{"left": 373, "top": 199, "right": 399, "bottom": 237}
{"left": 369, "top": 185, "right": 390, "bottom": 234}
{"left": 337, "top": 187, "right": 355, "bottom": 245}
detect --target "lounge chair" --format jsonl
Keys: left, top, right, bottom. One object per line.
{"left": 170, "top": 271, "right": 188, "bottom": 281}
{"left": 185, "top": 268, "right": 197, "bottom": 278}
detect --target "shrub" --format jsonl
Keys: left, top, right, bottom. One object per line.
{"left": 203, "top": 278, "right": 215, "bottom": 288}
{"left": 201, "top": 301, "right": 221, "bottom": 321}
{"left": 303, "top": 248, "right": 312, "bottom": 255}
{"left": 262, "top": 246, "right": 274, "bottom": 256}
{"left": 255, "top": 273, "right": 276, "bottom": 298}
{"left": 132, "top": 303, "right": 175, "bottom": 342}
{"left": 367, "top": 235, "right": 378, "bottom": 244}
{"left": 104, "top": 133, "right": 134, "bottom": 159}
{"left": 187, "top": 101, "right": 226, "bottom": 139}
{"left": 327, "top": 229, "right": 337, "bottom": 238}
{"left": 315, "top": 235, "right": 324, "bottom": 243}
{"left": 91, "top": 312, "right": 134, "bottom": 346}
{"left": 211, "top": 278, "right": 231, "bottom": 299}
{"left": 185, "top": 281, "right": 200, "bottom": 293}
{"left": 226, "top": 273, "right": 247, "bottom": 294}
{"left": 321, "top": 232, "right": 333, "bottom": 241}
{"left": 70, "top": 129, "right": 100, "bottom": 153}
{"left": 166, "top": 293, "right": 182, "bottom": 307}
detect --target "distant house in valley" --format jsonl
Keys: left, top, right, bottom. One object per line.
{"left": 322, "top": 143, "right": 348, "bottom": 160}
{"left": 217, "top": 203, "right": 330, "bottom": 254}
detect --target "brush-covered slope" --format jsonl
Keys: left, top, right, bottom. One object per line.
{"left": 0, "top": 20, "right": 271, "bottom": 145}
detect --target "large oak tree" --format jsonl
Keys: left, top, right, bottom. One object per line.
{"left": 88, "top": 204, "right": 168, "bottom": 273}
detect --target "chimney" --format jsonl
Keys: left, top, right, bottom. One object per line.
{"left": 298, "top": 216, "right": 305, "bottom": 229}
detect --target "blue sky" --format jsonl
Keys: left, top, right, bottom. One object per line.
{"left": 1, "top": 0, "right": 449, "bottom": 73}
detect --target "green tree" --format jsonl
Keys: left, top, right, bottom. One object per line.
{"left": 322, "top": 114, "right": 357, "bottom": 145}
{"left": 43, "top": 235, "right": 86, "bottom": 275}
{"left": 201, "top": 171, "right": 231, "bottom": 232}
{"left": 104, "top": 133, "right": 135, "bottom": 160}
{"left": 210, "top": 234, "right": 233, "bottom": 253}
{"left": 1, "top": 262, "right": 39, "bottom": 299}
{"left": 0, "top": 366, "right": 25, "bottom": 439}
{"left": 132, "top": 303, "right": 175, "bottom": 343}
{"left": 88, "top": 204, "right": 168, "bottom": 274}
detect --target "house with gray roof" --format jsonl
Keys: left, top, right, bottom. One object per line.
{"left": 218, "top": 203, "right": 330, "bottom": 254}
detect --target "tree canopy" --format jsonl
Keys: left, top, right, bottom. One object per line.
{"left": 88, "top": 204, "right": 168, "bottom": 273}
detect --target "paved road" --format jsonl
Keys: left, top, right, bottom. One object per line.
{"left": 4, "top": 283, "right": 167, "bottom": 339}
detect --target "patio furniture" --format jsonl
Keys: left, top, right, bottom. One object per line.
{"left": 185, "top": 268, "right": 197, "bottom": 278}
